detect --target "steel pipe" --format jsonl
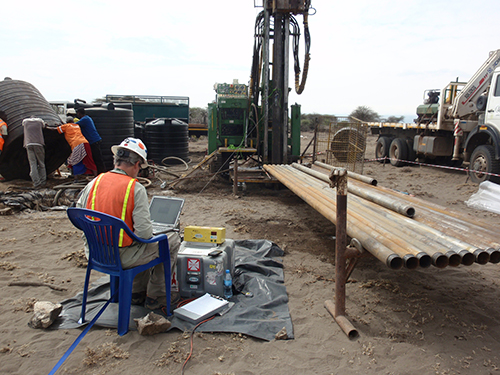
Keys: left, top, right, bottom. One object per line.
{"left": 266, "top": 164, "right": 494, "bottom": 269}
{"left": 285, "top": 165, "right": 455, "bottom": 268}
{"left": 354, "top": 180, "right": 497, "bottom": 263}
{"left": 273, "top": 165, "right": 417, "bottom": 267}
{"left": 324, "top": 299, "right": 358, "bottom": 339}
{"left": 315, "top": 161, "right": 377, "bottom": 185}
{"left": 293, "top": 163, "right": 415, "bottom": 218}
{"left": 296, "top": 164, "right": 491, "bottom": 265}
{"left": 264, "top": 165, "right": 403, "bottom": 269}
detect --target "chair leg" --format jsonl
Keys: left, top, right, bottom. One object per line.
{"left": 79, "top": 268, "right": 92, "bottom": 324}
{"left": 110, "top": 275, "right": 119, "bottom": 303}
{"left": 163, "top": 260, "right": 172, "bottom": 316}
{"left": 117, "top": 279, "right": 133, "bottom": 336}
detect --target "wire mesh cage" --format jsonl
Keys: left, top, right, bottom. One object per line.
{"left": 314, "top": 117, "right": 368, "bottom": 174}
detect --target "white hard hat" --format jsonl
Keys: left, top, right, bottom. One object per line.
{"left": 111, "top": 137, "right": 149, "bottom": 168}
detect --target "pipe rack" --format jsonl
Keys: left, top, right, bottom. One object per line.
{"left": 263, "top": 164, "right": 500, "bottom": 269}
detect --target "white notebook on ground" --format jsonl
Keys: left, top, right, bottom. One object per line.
{"left": 173, "top": 293, "right": 233, "bottom": 324}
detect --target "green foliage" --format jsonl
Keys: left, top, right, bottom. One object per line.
{"left": 349, "top": 106, "right": 380, "bottom": 122}
{"left": 190, "top": 107, "right": 208, "bottom": 124}
{"left": 383, "top": 115, "right": 405, "bottom": 123}
{"left": 300, "top": 113, "right": 337, "bottom": 131}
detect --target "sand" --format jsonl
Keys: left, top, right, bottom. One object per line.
{"left": 1, "top": 133, "right": 500, "bottom": 375}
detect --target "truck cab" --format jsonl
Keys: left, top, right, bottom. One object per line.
{"left": 464, "top": 67, "right": 500, "bottom": 183}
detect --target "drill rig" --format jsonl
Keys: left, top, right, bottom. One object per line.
{"left": 207, "top": 0, "right": 312, "bottom": 175}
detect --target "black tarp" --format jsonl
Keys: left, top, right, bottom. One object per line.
{"left": 52, "top": 239, "right": 293, "bottom": 341}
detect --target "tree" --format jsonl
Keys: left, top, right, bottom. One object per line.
{"left": 384, "top": 115, "right": 405, "bottom": 123}
{"left": 189, "top": 107, "right": 208, "bottom": 124}
{"left": 300, "top": 113, "right": 337, "bottom": 131}
{"left": 349, "top": 106, "right": 380, "bottom": 122}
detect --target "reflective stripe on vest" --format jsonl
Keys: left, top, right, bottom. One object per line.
{"left": 88, "top": 172, "right": 136, "bottom": 247}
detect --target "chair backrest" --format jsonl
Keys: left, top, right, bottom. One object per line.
{"left": 67, "top": 207, "right": 134, "bottom": 272}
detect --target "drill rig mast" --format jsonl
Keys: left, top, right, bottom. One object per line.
{"left": 250, "top": 0, "right": 312, "bottom": 164}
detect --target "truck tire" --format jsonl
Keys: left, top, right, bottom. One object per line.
{"left": 469, "top": 145, "right": 500, "bottom": 183}
{"left": 375, "top": 136, "right": 391, "bottom": 162}
{"left": 389, "top": 138, "right": 408, "bottom": 167}
{"left": 406, "top": 138, "right": 417, "bottom": 163}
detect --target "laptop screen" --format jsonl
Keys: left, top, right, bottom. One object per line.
{"left": 149, "top": 196, "right": 184, "bottom": 225}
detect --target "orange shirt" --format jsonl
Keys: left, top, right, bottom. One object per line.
{"left": 57, "top": 123, "right": 88, "bottom": 150}
{"left": 0, "top": 120, "right": 7, "bottom": 151}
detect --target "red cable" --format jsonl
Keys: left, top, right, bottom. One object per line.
{"left": 181, "top": 316, "right": 216, "bottom": 375}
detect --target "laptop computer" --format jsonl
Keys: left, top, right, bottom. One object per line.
{"left": 149, "top": 196, "right": 185, "bottom": 235}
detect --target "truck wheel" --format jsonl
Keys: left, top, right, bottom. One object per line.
{"left": 375, "top": 137, "right": 391, "bottom": 162}
{"left": 389, "top": 138, "right": 408, "bottom": 167}
{"left": 469, "top": 145, "right": 500, "bottom": 183}
{"left": 406, "top": 138, "right": 417, "bottom": 163}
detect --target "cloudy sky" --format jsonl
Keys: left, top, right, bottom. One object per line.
{"left": 3, "top": 0, "right": 499, "bottom": 121}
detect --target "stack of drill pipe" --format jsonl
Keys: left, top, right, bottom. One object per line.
{"left": 298, "top": 163, "right": 415, "bottom": 217}
{"left": 351, "top": 180, "right": 500, "bottom": 264}
{"left": 312, "top": 161, "right": 497, "bottom": 265}
{"left": 294, "top": 163, "right": 482, "bottom": 267}
{"left": 264, "top": 164, "right": 492, "bottom": 269}
{"left": 263, "top": 164, "right": 404, "bottom": 270}
{"left": 293, "top": 165, "right": 473, "bottom": 267}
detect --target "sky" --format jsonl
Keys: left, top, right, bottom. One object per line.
{"left": 3, "top": 0, "right": 500, "bottom": 122}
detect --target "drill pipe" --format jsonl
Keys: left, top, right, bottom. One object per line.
{"left": 304, "top": 166, "right": 492, "bottom": 265}
{"left": 366, "top": 181, "right": 500, "bottom": 240}
{"left": 269, "top": 165, "right": 425, "bottom": 268}
{"left": 292, "top": 163, "right": 415, "bottom": 218}
{"left": 263, "top": 165, "right": 403, "bottom": 269}
{"left": 269, "top": 164, "right": 487, "bottom": 268}
{"left": 287, "top": 166, "right": 451, "bottom": 268}
{"left": 314, "top": 160, "right": 377, "bottom": 186}
{"left": 298, "top": 165, "right": 484, "bottom": 266}
{"left": 347, "top": 193, "right": 477, "bottom": 267}
{"left": 350, "top": 179, "right": 498, "bottom": 264}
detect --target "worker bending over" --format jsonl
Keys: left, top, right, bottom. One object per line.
{"left": 76, "top": 137, "right": 180, "bottom": 314}
{"left": 76, "top": 108, "right": 106, "bottom": 174}
{"left": 47, "top": 118, "right": 97, "bottom": 180}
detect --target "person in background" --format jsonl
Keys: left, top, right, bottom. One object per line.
{"left": 0, "top": 113, "right": 8, "bottom": 156}
{"left": 76, "top": 137, "right": 180, "bottom": 314}
{"left": 76, "top": 108, "right": 106, "bottom": 174}
{"left": 22, "top": 117, "right": 46, "bottom": 188}
{"left": 47, "top": 117, "right": 97, "bottom": 181}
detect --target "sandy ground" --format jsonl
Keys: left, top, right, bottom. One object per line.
{"left": 1, "top": 133, "right": 500, "bottom": 375}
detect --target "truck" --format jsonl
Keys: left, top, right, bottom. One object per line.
{"left": 369, "top": 49, "right": 500, "bottom": 183}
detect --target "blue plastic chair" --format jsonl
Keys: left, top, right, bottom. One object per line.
{"left": 67, "top": 207, "right": 172, "bottom": 336}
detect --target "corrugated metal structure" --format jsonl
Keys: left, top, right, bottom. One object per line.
{"left": 0, "top": 79, "right": 70, "bottom": 180}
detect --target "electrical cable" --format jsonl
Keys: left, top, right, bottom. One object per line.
{"left": 161, "top": 156, "right": 190, "bottom": 170}
{"left": 180, "top": 315, "right": 216, "bottom": 375}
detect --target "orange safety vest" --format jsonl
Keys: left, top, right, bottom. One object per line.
{"left": 0, "top": 120, "right": 7, "bottom": 152}
{"left": 86, "top": 172, "right": 137, "bottom": 247}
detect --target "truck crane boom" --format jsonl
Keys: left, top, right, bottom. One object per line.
{"left": 451, "top": 49, "right": 500, "bottom": 118}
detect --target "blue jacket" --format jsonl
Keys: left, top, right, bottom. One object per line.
{"left": 77, "top": 115, "right": 102, "bottom": 144}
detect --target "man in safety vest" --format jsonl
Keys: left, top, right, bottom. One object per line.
{"left": 76, "top": 137, "right": 180, "bottom": 313}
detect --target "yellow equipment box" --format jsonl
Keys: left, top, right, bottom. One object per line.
{"left": 184, "top": 226, "right": 226, "bottom": 244}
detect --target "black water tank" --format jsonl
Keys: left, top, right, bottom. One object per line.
{"left": 0, "top": 79, "right": 70, "bottom": 180}
{"left": 134, "top": 122, "right": 145, "bottom": 141}
{"left": 83, "top": 104, "right": 134, "bottom": 171}
{"left": 144, "top": 118, "right": 189, "bottom": 165}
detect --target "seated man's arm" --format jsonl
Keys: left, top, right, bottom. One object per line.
{"left": 132, "top": 183, "right": 153, "bottom": 239}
